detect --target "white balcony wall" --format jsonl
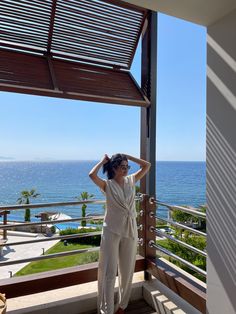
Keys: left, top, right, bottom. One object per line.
{"left": 207, "top": 8, "right": 236, "bottom": 314}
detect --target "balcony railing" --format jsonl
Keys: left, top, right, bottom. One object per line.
{"left": 0, "top": 194, "right": 207, "bottom": 313}
{"left": 0, "top": 200, "right": 105, "bottom": 267}
{"left": 149, "top": 198, "right": 207, "bottom": 278}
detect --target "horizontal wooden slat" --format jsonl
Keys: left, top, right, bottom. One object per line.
{"left": 0, "top": 84, "right": 148, "bottom": 106}
{"left": 53, "top": 16, "right": 137, "bottom": 41}
{"left": 53, "top": 27, "right": 133, "bottom": 48}
{"left": 0, "top": 51, "right": 52, "bottom": 88}
{"left": 57, "top": 2, "right": 141, "bottom": 33}
{"left": 54, "top": 5, "right": 139, "bottom": 39}
{"left": 0, "top": 256, "right": 145, "bottom": 298}
{"left": 52, "top": 38, "right": 131, "bottom": 59}
{"left": 0, "top": 26, "right": 48, "bottom": 39}
{"left": 73, "top": 1, "right": 142, "bottom": 28}
{"left": 51, "top": 46, "right": 129, "bottom": 65}
{"left": 0, "top": 35, "right": 46, "bottom": 49}
{"left": 73, "top": 0, "right": 142, "bottom": 20}
{"left": 1, "top": 0, "right": 52, "bottom": 12}
{"left": 53, "top": 59, "right": 141, "bottom": 95}
{"left": 0, "top": 0, "right": 146, "bottom": 69}
{"left": 0, "top": 43, "right": 45, "bottom": 54}
{"left": 52, "top": 32, "right": 132, "bottom": 55}
{"left": 81, "top": 0, "right": 144, "bottom": 18}
{"left": 52, "top": 22, "right": 137, "bottom": 50}
{"left": 0, "top": 9, "right": 50, "bottom": 26}
{"left": 0, "top": 18, "right": 49, "bottom": 34}
{"left": 0, "top": 50, "right": 149, "bottom": 107}
{"left": 52, "top": 53, "right": 127, "bottom": 69}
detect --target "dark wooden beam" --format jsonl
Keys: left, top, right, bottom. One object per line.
{"left": 139, "top": 10, "right": 157, "bottom": 280}
{"left": 128, "top": 72, "right": 150, "bottom": 104}
{"left": 47, "top": 0, "right": 57, "bottom": 54}
{"left": 101, "top": 0, "right": 147, "bottom": 14}
{"left": 128, "top": 10, "right": 148, "bottom": 69}
{"left": 140, "top": 11, "right": 157, "bottom": 196}
{"left": 0, "top": 83, "right": 148, "bottom": 107}
{"left": 46, "top": 55, "right": 59, "bottom": 91}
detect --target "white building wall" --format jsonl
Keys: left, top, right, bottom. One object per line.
{"left": 207, "top": 9, "right": 236, "bottom": 314}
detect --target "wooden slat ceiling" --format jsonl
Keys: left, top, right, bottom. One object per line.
{"left": 0, "top": 0, "right": 149, "bottom": 106}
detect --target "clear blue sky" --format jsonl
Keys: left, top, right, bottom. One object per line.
{"left": 0, "top": 13, "right": 206, "bottom": 162}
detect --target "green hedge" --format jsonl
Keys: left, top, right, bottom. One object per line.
{"left": 59, "top": 227, "right": 102, "bottom": 246}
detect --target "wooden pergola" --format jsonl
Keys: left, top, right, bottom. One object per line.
{"left": 0, "top": 0, "right": 151, "bottom": 107}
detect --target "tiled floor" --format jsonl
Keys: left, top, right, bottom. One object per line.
{"left": 85, "top": 299, "right": 157, "bottom": 314}
{"left": 125, "top": 299, "right": 157, "bottom": 313}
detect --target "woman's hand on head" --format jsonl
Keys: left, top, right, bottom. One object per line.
{"left": 101, "top": 154, "right": 110, "bottom": 165}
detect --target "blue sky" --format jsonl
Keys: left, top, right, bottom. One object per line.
{"left": 0, "top": 13, "right": 206, "bottom": 162}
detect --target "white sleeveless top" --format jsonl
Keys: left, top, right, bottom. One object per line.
{"left": 102, "top": 174, "right": 137, "bottom": 239}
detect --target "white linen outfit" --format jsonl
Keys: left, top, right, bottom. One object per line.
{"left": 97, "top": 174, "right": 138, "bottom": 314}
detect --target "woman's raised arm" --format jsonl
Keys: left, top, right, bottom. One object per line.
{"left": 89, "top": 154, "right": 109, "bottom": 192}
{"left": 125, "top": 154, "right": 151, "bottom": 183}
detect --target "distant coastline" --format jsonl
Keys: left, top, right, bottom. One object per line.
{"left": 0, "top": 156, "right": 15, "bottom": 161}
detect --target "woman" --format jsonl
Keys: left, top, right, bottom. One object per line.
{"left": 89, "top": 153, "right": 151, "bottom": 314}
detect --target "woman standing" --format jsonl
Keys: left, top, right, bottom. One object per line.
{"left": 89, "top": 153, "right": 151, "bottom": 314}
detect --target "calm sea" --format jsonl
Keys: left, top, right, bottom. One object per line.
{"left": 0, "top": 161, "right": 206, "bottom": 225}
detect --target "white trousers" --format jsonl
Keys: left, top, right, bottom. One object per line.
{"left": 97, "top": 227, "right": 138, "bottom": 314}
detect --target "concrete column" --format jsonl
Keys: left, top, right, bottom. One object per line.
{"left": 207, "top": 9, "right": 236, "bottom": 314}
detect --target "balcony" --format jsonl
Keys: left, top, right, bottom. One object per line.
{"left": 0, "top": 0, "right": 235, "bottom": 313}
{"left": 0, "top": 196, "right": 206, "bottom": 314}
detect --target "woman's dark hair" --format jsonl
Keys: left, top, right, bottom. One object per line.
{"left": 102, "top": 153, "right": 127, "bottom": 179}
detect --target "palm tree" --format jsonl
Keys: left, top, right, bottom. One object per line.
{"left": 76, "top": 192, "right": 94, "bottom": 227}
{"left": 17, "top": 189, "right": 40, "bottom": 222}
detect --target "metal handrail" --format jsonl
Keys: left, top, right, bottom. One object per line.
{"left": 0, "top": 199, "right": 106, "bottom": 211}
{"left": 150, "top": 198, "right": 206, "bottom": 219}
{"left": 0, "top": 196, "right": 142, "bottom": 212}
{"left": 0, "top": 231, "right": 102, "bottom": 247}
{"left": 149, "top": 240, "right": 206, "bottom": 277}
{"left": 0, "top": 247, "right": 100, "bottom": 267}
{"left": 152, "top": 227, "right": 206, "bottom": 257}
{"left": 156, "top": 216, "right": 206, "bottom": 237}
{"left": 0, "top": 215, "right": 104, "bottom": 230}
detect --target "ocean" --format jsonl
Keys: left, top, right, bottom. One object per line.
{"left": 0, "top": 161, "right": 206, "bottom": 226}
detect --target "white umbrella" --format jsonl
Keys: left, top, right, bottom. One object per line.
{"left": 49, "top": 213, "right": 72, "bottom": 221}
